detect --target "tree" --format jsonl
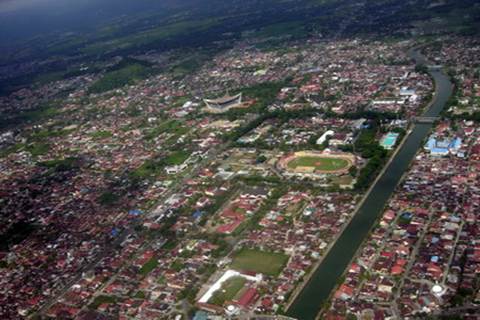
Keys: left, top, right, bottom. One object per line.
{"left": 256, "top": 155, "right": 267, "bottom": 163}
{"left": 348, "top": 165, "right": 358, "bottom": 177}
{"left": 415, "top": 64, "right": 428, "bottom": 74}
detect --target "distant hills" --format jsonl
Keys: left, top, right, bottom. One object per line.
{"left": 0, "top": 0, "right": 478, "bottom": 94}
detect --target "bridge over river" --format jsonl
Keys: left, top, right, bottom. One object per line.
{"left": 414, "top": 116, "right": 440, "bottom": 124}
{"left": 286, "top": 47, "right": 453, "bottom": 320}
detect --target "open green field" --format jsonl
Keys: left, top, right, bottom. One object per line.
{"left": 129, "top": 149, "right": 190, "bottom": 180}
{"left": 165, "top": 150, "right": 190, "bottom": 165}
{"left": 144, "top": 120, "right": 189, "bottom": 140}
{"left": 140, "top": 257, "right": 159, "bottom": 275}
{"left": 287, "top": 156, "right": 350, "bottom": 172}
{"left": 208, "top": 276, "right": 246, "bottom": 306}
{"left": 88, "top": 62, "right": 151, "bottom": 93}
{"left": 81, "top": 18, "right": 222, "bottom": 56}
{"left": 231, "top": 248, "right": 288, "bottom": 276}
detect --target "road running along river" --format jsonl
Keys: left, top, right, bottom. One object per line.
{"left": 286, "top": 48, "right": 453, "bottom": 320}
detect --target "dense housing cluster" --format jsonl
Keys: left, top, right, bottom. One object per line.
{"left": 11, "top": 32, "right": 480, "bottom": 320}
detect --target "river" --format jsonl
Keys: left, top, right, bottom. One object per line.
{"left": 286, "top": 48, "right": 453, "bottom": 320}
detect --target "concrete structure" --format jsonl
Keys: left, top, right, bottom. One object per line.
{"left": 198, "top": 269, "right": 262, "bottom": 304}
{"left": 400, "top": 86, "right": 416, "bottom": 96}
{"left": 316, "top": 130, "right": 334, "bottom": 145}
{"left": 372, "top": 98, "right": 407, "bottom": 105}
{"left": 204, "top": 93, "right": 243, "bottom": 112}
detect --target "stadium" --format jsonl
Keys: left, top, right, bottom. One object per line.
{"left": 278, "top": 150, "right": 354, "bottom": 178}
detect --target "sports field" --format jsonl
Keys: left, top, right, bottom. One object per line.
{"left": 231, "top": 248, "right": 289, "bottom": 276}
{"left": 208, "top": 276, "right": 246, "bottom": 305}
{"left": 287, "top": 156, "right": 350, "bottom": 172}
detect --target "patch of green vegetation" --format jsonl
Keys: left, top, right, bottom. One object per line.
{"left": 231, "top": 248, "right": 289, "bottom": 276}
{"left": 39, "top": 157, "right": 79, "bottom": 172}
{"left": 0, "top": 221, "right": 36, "bottom": 251}
{"left": 237, "top": 81, "right": 285, "bottom": 113}
{"left": 0, "top": 143, "right": 25, "bottom": 158}
{"left": 23, "top": 106, "right": 60, "bottom": 123}
{"left": 89, "top": 130, "right": 113, "bottom": 139}
{"left": 98, "top": 191, "right": 120, "bottom": 206}
{"left": 129, "top": 149, "right": 190, "bottom": 181}
{"left": 171, "top": 55, "right": 205, "bottom": 78}
{"left": 25, "top": 143, "right": 50, "bottom": 157}
{"left": 256, "top": 21, "right": 308, "bottom": 38}
{"left": 32, "top": 71, "right": 67, "bottom": 85}
{"left": 165, "top": 150, "right": 190, "bottom": 165}
{"left": 287, "top": 156, "right": 350, "bottom": 171}
{"left": 173, "top": 96, "right": 191, "bottom": 107}
{"left": 140, "top": 257, "right": 158, "bottom": 275}
{"left": 144, "top": 120, "right": 188, "bottom": 140}
{"left": 397, "top": 214, "right": 412, "bottom": 225}
{"left": 89, "top": 295, "right": 117, "bottom": 310}
{"left": 134, "top": 291, "right": 146, "bottom": 299}
{"left": 30, "top": 128, "right": 74, "bottom": 140}
{"left": 88, "top": 62, "right": 151, "bottom": 94}
{"left": 170, "top": 260, "right": 184, "bottom": 272}
{"left": 354, "top": 125, "right": 388, "bottom": 190}
{"left": 81, "top": 19, "right": 221, "bottom": 55}
{"left": 0, "top": 104, "right": 61, "bottom": 131}
{"left": 162, "top": 239, "right": 178, "bottom": 250}
{"left": 208, "top": 276, "right": 246, "bottom": 306}
{"left": 129, "top": 158, "right": 163, "bottom": 180}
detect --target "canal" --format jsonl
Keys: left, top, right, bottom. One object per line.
{"left": 286, "top": 48, "right": 453, "bottom": 320}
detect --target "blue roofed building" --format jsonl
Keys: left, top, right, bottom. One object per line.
{"left": 111, "top": 228, "right": 119, "bottom": 237}
{"left": 129, "top": 209, "right": 143, "bottom": 216}
{"left": 424, "top": 135, "right": 462, "bottom": 156}
{"left": 192, "top": 210, "right": 204, "bottom": 220}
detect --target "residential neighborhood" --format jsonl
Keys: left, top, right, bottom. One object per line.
{"left": 0, "top": 6, "right": 479, "bottom": 318}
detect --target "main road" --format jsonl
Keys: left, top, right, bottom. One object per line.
{"left": 287, "top": 47, "right": 453, "bottom": 320}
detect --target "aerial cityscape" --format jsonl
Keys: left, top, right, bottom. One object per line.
{"left": 0, "top": 0, "right": 479, "bottom": 319}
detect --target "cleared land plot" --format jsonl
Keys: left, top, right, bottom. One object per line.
{"left": 331, "top": 175, "right": 354, "bottom": 186}
{"left": 208, "top": 276, "right": 246, "bottom": 306}
{"left": 231, "top": 248, "right": 288, "bottom": 276}
{"left": 287, "top": 156, "right": 350, "bottom": 171}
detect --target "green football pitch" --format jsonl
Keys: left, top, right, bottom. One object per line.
{"left": 287, "top": 156, "right": 350, "bottom": 171}
{"left": 231, "top": 248, "right": 289, "bottom": 276}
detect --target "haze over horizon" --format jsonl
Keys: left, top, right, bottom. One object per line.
{"left": 0, "top": 0, "right": 178, "bottom": 43}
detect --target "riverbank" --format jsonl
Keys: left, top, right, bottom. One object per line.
{"left": 286, "top": 47, "right": 453, "bottom": 320}
{"left": 284, "top": 123, "right": 413, "bottom": 313}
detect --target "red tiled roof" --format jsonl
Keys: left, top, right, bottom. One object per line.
{"left": 391, "top": 265, "right": 404, "bottom": 275}
{"left": 237, "top": 287, "right": 258, "bottom": 308}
